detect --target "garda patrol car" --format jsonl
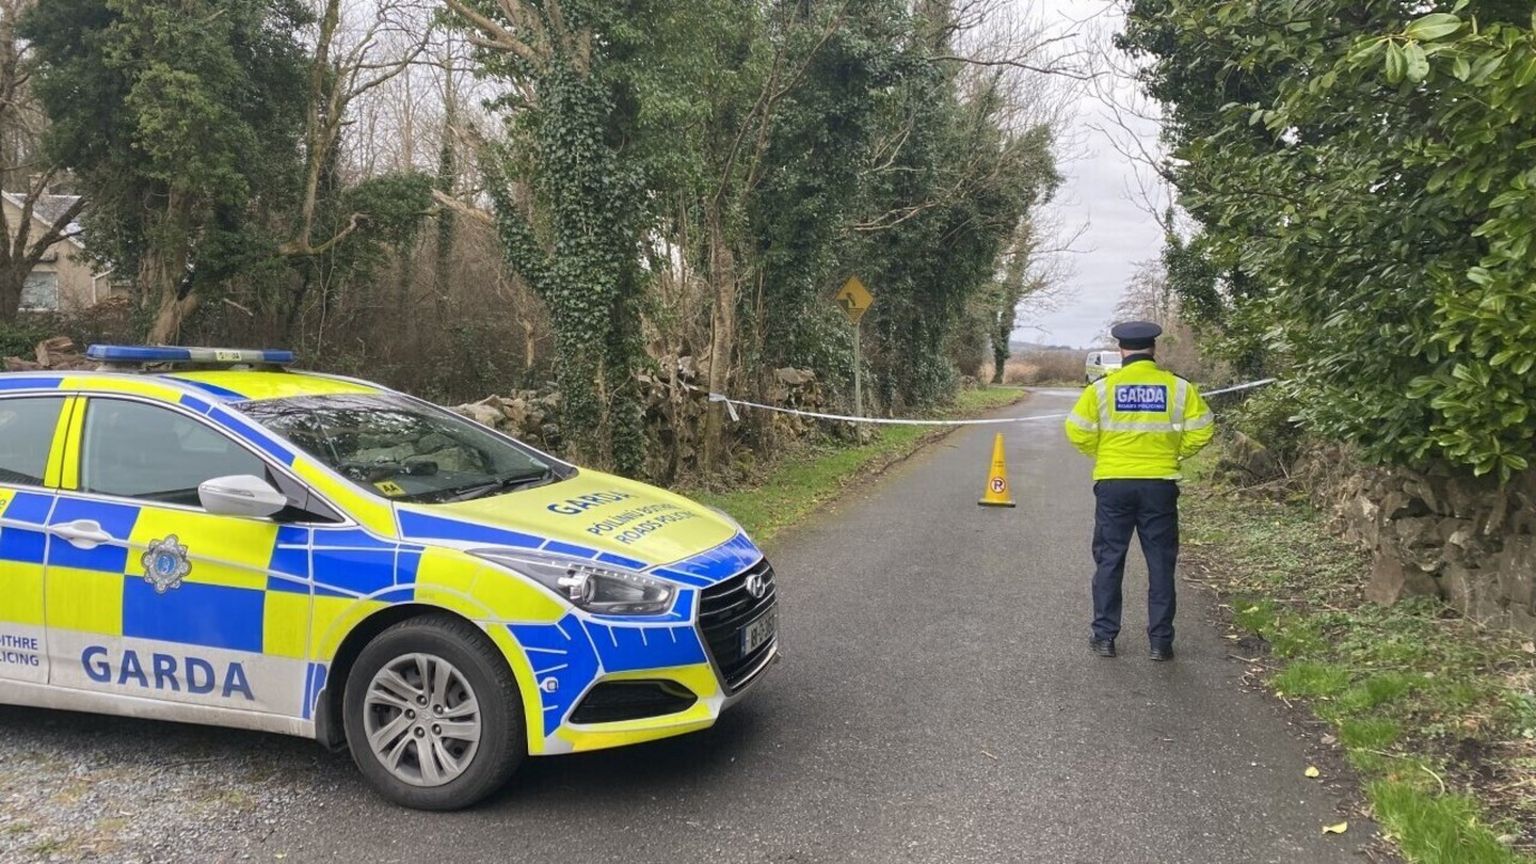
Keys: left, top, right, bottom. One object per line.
{"left": 0, "top": 346, "right": 778, "bottom": 810}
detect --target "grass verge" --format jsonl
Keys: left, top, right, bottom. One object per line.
{"left": 1181, "top": 462, "right": 1536, "bottom": 864}
{"left": 689, "top": 386, "right": 1028, "bottom": 543}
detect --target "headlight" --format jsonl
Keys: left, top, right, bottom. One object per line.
{"left": 470, "top": 550, "right": 677, "bottom": 615}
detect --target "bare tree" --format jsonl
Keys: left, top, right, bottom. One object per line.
{"left": 281, "top": 0, "right": 434, "bottom": 258}
{"left": 0, "top": 0, "right": 85, "bottom": 322}
{"left": 1112, "top": 257, "right": 1213, "bottom": 379}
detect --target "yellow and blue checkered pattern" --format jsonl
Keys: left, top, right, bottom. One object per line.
{"left": 1, "top": 365, "right": 770, "bottom": 755}
{"left": 0, "top": 490, "right": 51, "bottom": 631}
{"left": 31, "top": 491, "right": 447, "bottom": 718}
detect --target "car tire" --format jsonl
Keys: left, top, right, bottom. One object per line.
{"left": 343, "top": 614, "right": 525, "bottom": 810}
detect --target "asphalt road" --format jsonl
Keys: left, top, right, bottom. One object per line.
{"left": 0, "top": 390, "right": 1376, "bottom": 863}
{"left": 260, "top": 389, "right": 1374, "bottom": 863}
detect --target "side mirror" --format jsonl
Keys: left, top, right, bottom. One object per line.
{"left": 198, "top": 474, "right": 288, "bottom": 519}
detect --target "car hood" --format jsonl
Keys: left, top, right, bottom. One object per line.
{"left": 393, "top": 469, "right": 748, "bottom": 574}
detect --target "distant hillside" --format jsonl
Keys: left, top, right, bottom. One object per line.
{"left": 1008, "top": 341, "right": 1083, "bottom": 354}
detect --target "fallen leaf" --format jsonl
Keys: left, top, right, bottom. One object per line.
{"left": 1521, "top": 641, "right": 1535, "bottom": 655}
{"left": 1305, "top": 766, "right": 1321, "bottom": 779}
{"left": 1321, "top": 734, "right": 1338, "bottom": 745}
{"left": 1322, "top": 822, "right": 1349, "bottom": 835}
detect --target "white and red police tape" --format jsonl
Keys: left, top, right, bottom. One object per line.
{"left": 697, "top": 378, "right": 1279, "bottom": 427}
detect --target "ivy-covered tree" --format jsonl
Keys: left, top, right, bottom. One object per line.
{"left": 743, "top": 0, "right": 906, "bottom": 386}
{"left": 859, "top": 67, "right": 1058, "bottom": 410}
{"left": 22, "top": 0, "right": 312, "bottom": 343}
{"left": 445, "top": 0, "right": 1065, "bottom": 472}
{"left": 446, "top": 0, "right": 653, "bottom": 474}
{"left": 986, "top": 222, "right": 1048, "bottom": 385}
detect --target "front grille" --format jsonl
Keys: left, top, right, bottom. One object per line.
{"left": 698, "top": 558, "right": 778, "bottom": 692}
{"left": 569, "top": 681, "right": 697, "bottom": 724}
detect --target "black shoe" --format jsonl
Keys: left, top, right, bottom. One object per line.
{"left": 1149, "top": 645, "right": 1174, "bottom": 662}
{"left": 1090, "top": 638, "right": 1116, "bottom": 658}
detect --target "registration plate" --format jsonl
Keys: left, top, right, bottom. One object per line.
{"left": 741, "top": 610, "right": 777, "bottom": 655}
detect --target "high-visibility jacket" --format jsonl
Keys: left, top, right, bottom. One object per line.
{"left": 1064, "top": 356, "right": 1214, "bottom": 480}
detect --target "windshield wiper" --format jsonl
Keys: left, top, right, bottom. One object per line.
{"left": 439, "top": 468, "right": 556, "bottom": 503}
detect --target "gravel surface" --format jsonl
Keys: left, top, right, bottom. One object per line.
{"left": 0, "top": 707, "right": 341, "bottom": 863}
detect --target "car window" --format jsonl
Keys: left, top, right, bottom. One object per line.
{"left": 0, "top": 397, "right": 65, "bottom": 486}
{"left": 240, "top": 393, "right": 560, "bottom": 504}
{"left": 81, "top": 399, "right": 269, "bottom": 507}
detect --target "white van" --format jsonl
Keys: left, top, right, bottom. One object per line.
{"left": 1085, "top": 350, "right": 1122, "bottom": 383}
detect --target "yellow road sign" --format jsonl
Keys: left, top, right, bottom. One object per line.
{"left": 834, "top": 276, "right": 874, "bottom": 324}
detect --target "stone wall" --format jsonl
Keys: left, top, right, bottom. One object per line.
{"left": 1296, "top": 449, "right": 1536, "bottom": 636}
{"left": 452, "top": 359, "right": 832, "bottom": 484}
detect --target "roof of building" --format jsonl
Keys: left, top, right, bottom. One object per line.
{"left": 0, "top": 191, "right": 85, "bottom": 249}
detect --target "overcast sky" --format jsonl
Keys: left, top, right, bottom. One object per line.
{"left": 1012, "top": 0, "right": 1165, "bottom": 349}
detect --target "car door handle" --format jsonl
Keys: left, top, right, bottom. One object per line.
{"left": 50, "top": 520, "right": 115, "bottom": 550}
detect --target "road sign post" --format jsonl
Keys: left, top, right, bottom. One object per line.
{"left": 834, "top": 276, "right": 874, "bottom": 420}
{"left": 853, "top": 322, "right": 863, "bottom": 419}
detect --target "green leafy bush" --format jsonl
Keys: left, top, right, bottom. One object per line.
{"left": 0, "top": 317, "right": 57, "bottom": 359}
{"left": 1123, "top": 2, "right": 1536, "bottom": 479}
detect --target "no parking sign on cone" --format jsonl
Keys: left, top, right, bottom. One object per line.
{"left": 978, "top": 432, "right": 1016, "bottom": 508}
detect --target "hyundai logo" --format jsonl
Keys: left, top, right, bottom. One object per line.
{"left": 745, "top": 572, "right": 767, "bottom": 600}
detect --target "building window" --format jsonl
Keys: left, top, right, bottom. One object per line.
{"left": 20, "top": 271, "right": 58, "bottom": 311}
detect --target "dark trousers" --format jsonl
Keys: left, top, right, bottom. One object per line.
{"left": 1091, "top": 479, "right": 1180, "bottom": 648}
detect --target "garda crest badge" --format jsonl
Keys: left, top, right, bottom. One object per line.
{"left": 141, "top": 535, "right": 192, "bottom": 594}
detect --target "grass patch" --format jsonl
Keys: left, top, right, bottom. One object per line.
{"left": 1338, "top": 716, "right": 1403, "bottom": 750}
{"left": 1370, "top": 781, "right": 1525, "bottom": 864}
{"left": 1182, "top": 453, "right": 1536, "bottom": 863}
{"left": 690, "top": 386, "right": 1028, "bottom": 543}
{"left": 1336, "top": 672, "right": 1421, "bottom": 713}
{"left": 1273, "top": 661, "right": 1351, "bottom": 699}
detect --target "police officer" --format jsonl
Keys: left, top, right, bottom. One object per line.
{"left": 1063, "top": 322, "right": 1214, "bottom": 661}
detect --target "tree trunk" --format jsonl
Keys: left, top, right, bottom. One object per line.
{"left": 283, "top": 264, "right": 315, "bottom": 337}
{"left": 701, "top": 204, "right": 737, "bottom": 470}
{"left": 147, "top": 292, "right": 199, "bottom": 344}
{"left": 0, "top": 262, "right": 26, "bottom": 321}
{"left": 142, "top": 191, "right": 197, "bottom": 344}
{"left": 521, "top": 317, "right": 536, "bottom": 371}
{"left": 991, "top": 318, "right": 1008, "bottom": 384}
{"left": 433, "top": 76, "right": 458, "bottom": 315}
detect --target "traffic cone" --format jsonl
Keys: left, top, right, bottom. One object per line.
{"left": 978, "top": 432, "right": 1016, "bottom": 508}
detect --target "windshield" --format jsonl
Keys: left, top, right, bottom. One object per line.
{"left": 240, "top": 393, "right": 563, "bottom": 504}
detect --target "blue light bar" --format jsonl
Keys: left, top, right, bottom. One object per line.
{"left": 86, "top": 345, "right": 296, "bottom": 365}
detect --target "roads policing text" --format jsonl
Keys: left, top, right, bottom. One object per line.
{"left": 546, "top": 491, "right": 700, "bottom": 545}
{"left": 584, "top": 503, "right": 699, "bottom": 545}
{"left": 0, "top": 633, "right": 40, "bottom": 667}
